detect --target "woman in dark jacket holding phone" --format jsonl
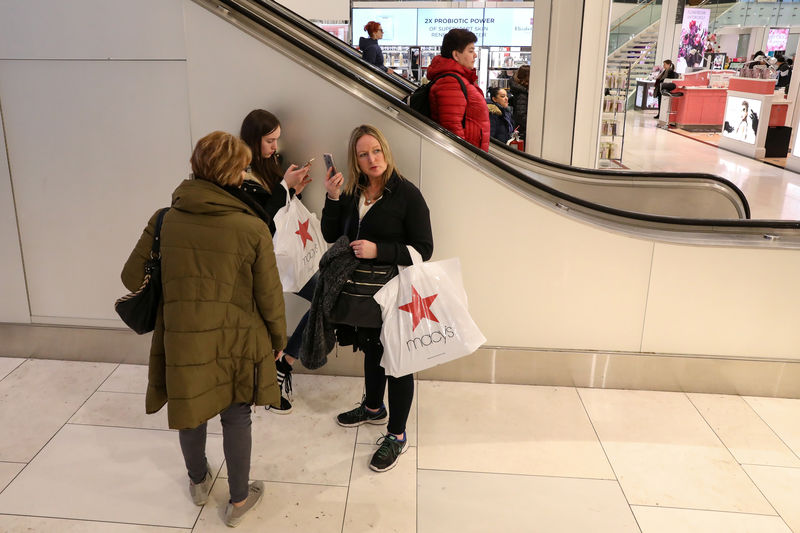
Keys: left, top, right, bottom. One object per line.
{"left": 321, "top": 124, "right": 433, "bottom": 473}
{"left": 239, "top": 109, "right": 313, "bottom": 414}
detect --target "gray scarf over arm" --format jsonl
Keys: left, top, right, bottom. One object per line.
{"left": 299, "top": 236, "right": 359, "bottom": 370}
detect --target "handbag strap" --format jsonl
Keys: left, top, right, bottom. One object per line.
{"left": 151, "top": 208, "right": 169, "bottom": 259}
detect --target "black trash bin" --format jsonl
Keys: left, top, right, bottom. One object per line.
{"left": 765, "top": 126, "right": 792, "bottom": 157}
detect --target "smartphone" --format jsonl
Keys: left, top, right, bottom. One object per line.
{"left": 323, "top": 153, "right": 336, "bottom": 175}
{"left": 301, "top": 157, "right": 315, "bottom": 168}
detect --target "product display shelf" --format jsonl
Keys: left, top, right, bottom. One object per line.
{"left": 599, "top": 65, "right": 631, "bottom": 165}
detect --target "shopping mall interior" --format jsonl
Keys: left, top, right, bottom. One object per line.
{"left": 3, "top": 0, "right": 800, "bottom": 531}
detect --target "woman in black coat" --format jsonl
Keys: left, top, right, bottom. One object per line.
{"left": 239, "top": 109, "right": 313, "bottom": 413}
{"left": 509, "top": 65, "right": 529, "bottom": 139}
{"left": 322, "top": 124, "right": 432, "bottom": 473}
{"left": 654, "top": 59, "right": 679, "bottom": 119}
{"left": 359, "top": 21, "right": 393, "bottom": 74}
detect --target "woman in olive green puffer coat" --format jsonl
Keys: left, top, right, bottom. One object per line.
{"left": 121, "top": 131, "right": 286, "bottom": 524}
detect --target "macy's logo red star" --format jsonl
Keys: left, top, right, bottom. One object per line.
{"left": 295, "top": 218, "right": 313, "bottom": 248}
{"left": 398, "top": 286, "right": 439, "bottom": 331}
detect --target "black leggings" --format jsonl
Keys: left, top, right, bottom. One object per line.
{"left": 362, "top": 335, "right": 414, "bottom": 436}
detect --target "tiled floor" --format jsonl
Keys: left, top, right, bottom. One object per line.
{"left": 2, "top": 358, "right": 800, "bottom": 532}
{"left": 622, "top": 110, "right": 800, "bottom": 221}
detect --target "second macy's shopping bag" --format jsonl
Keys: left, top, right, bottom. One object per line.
{"left": 373, "top": 247, "right": 486, "bottom": 377}
{"left": 273, "top": 197, "right": 326, "bottom": 292}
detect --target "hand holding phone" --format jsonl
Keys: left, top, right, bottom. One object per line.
{"left": 323, "top": 153, "right": 336, "bottom": 175}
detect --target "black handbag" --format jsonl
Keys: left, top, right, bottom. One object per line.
{"left": 330, "top": 260, "right": 398, "bottom": 328}
{"left": 114, "top": 208, "right": 169, "bottom": 334}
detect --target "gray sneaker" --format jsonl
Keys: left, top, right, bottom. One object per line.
{"left": 224, "top": 480, "right": 264, "bottom": 528}
{"left": 189, "top": 462, "right": 213, "bottom": 506}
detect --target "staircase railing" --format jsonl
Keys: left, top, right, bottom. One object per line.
{"left": 608, "top": 0, "right": 661, "bottom": 56}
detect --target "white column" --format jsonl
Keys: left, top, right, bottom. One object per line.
{"left": 655, "top": 0, "right": 681, "bottom": 66}
{"left": 528, "top": 0, "right": 612, "bottom": 167}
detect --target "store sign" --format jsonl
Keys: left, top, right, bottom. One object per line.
{"left": 722, "top": 96, "right": 761, "bottom": 145}
{"left": 767, "top": 28, "right": 789, "bottom": 52}
{"left": 352, "top": 8, "right": 533, "bottom": 47}
{"left": 483, "top": 8, "right": 534, "bottom": 47}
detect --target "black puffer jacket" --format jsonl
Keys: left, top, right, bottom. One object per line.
{"left": 321, "top": 171, "right": 433, "bottom": 265}
{"left": 509, "top": 79, "right": 529, "bottom": 138}
{"left": 359, "top": 37, "right": 387, "bottom": 71}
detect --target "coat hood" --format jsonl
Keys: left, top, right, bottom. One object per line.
{"left": 359, "top": 37, "right": 377, "bottom": 50}
{"left": 426, "top": 55, "right": 478, "bottom": 83}
{"left": 171, "top": 178, "right": 256, "bottom": 217}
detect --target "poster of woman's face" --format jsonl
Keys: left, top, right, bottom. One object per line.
{"left": 722, "top": 96, "right": 761, "bottom": 145}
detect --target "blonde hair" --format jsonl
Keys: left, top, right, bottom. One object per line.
{"left": 344, "top": 124, "right": 398, "bottom": 196}
{"left": 190, "top": 131, "right": 251, "bottom": 187}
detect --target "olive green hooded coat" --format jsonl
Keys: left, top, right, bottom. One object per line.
{"left": 121, "top": 178, "right": 286, "bottom": 429}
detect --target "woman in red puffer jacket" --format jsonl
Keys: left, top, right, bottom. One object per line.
{"left": 427, "top": 29, "right": 490, "bottom": 151}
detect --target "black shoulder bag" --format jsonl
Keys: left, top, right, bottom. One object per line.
{"left": 328, "top": 206, "right": 398, "bottom": 329}
{"left": 114, "top": 208, "right": 169, "bottom": 334}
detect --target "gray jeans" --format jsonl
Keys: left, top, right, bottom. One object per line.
{"left": 178, "top": 402, "right": 252, "bottom": 503}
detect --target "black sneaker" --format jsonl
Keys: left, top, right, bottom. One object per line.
{"left": 275, "top": 354, "right": 293, "bottom": 400}
{"left": 266, "top": 395, "right": 292, "bottom": 415}
{"left": 336, "top": 399, "right": 387, "bottom": 427}
{"left": 369, "top": 434, "right": 408, "bottom": 472}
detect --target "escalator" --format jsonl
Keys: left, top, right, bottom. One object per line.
{"left": 186, "top": 0, "right": 800, "bottom": 359}
{"left": 216, "top": 0, "right": 751, "bottom": 220}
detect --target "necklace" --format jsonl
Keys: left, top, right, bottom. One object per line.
{"left": 364, "top": 188, "right": 382, "bottom": 205}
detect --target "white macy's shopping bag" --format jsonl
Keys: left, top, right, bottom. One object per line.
{"left": 272, "top": 197, "right": 326, "bottom": 292}
{"left": 374, "top": 248, "right": 486, "bottom": 377}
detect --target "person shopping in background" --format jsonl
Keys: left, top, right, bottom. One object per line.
{"left": 654, "top": 59, "right": 679, "bottom": 120}
{"left": 240, "top": 109, "right": 313, "bottom": 414}
{"left": 121, "top": 131, "right": 286, "bottom": 527}
{"left": 426, "top": 28, "right": 490, "bottom": 151}
{"left": 775, "top": 53, "right": 792, "bottom": 92}
{"left": 321, "top": 124, "right": 433, "bottom": 472}
{"left": 359, "top": 21, "right": 393, "bottom": 74}
{"left": 487, "top": 87, "right": 515, "bottom": 144}
{"left": 509, "top": 64, "right": 529, "bottom": 140}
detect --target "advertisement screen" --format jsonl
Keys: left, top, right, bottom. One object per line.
{"left": 354, "top": 8, "right": 534, "bottom": 47}
{"left": 767, "top": 28, "right": 790, "bottom": 52}
{"left": 483, "top": 8, "right": 534, "bottom": 46}
{"left": 351, "top": 9, "right": 418, "bottom": 46}
{"left": 722, "top": 96, "right": 762, "bottom": 145}
{"left": 676, "top": 8, "right": 710, "bottom": 73}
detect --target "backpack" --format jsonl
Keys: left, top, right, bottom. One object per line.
{"left": 406, "top": 73, "right": 468, "bottom": 127}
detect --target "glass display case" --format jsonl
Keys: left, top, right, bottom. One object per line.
{"left": 487, "top": 47, "right": 531, "bottom": 89}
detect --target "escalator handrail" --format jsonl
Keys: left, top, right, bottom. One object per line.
{"left": 247, "top": 0, "right": 751, "bottom": 222}
{"left": 208, "top": 0, "right": 800, "bottom": 231}
{"left": 489, "top": 139, "right": 752, "bottom": 219}
{"left": 250, "top": 0, "right": 419, "bottom": 94}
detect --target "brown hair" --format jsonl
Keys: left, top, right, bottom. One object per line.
{"left": 344, "top": 124, "right": 398, "bottom": 196}
{"left": 513, "top": 64, "right": 530, "bottom": 88}
{"left": 240, "top": 109, "right": 283, "bottom": 192}
{"left": 441, "top": 29, "right": 478, "bottom": 60}
{"left": 190, "top": 131, "right": 251, "bottom": 187}
{"left": 364, "top": 21, "right": 381, "bottom": 37}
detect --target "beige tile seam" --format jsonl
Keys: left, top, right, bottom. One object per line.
{"left": 686, "top": 393, "right": 784, "bottom": 519}
{"left": 12, "top": 363, "right": 117, "bottom": 472}
{"left": 630, "top": 503, "right": 784, "bottom": 518}
{"left": 742, "top": 397, "right": 800, "bottom": 465}
{"left": 0, "top": 358, "right": 28, "bottom": 383}
{"left": 339, "top": 426, "right": 359, "bottom": 533}
{"left": 416, "top": 467, "right": 616, "bottom": 482}
{"left": 575, "top": 387, "right": 643, "bottom": 532}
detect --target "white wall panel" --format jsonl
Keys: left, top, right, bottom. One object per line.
{"left": 0, "top": 115, "right": 30, "bottom": 323}
{"left": 643, "top": 244, "right": 800, "bottom": 359}
{"left": 421, "top": 143, "right": 655, "bottom": 350}
{"left": 279, "top": 0, "right": 349, "bottom": 21}
{"left": 0, "top": 60, "right": 192, "bottom": 322}
{"left": 0, "top": 0, "right": 185, "bottom": 60}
